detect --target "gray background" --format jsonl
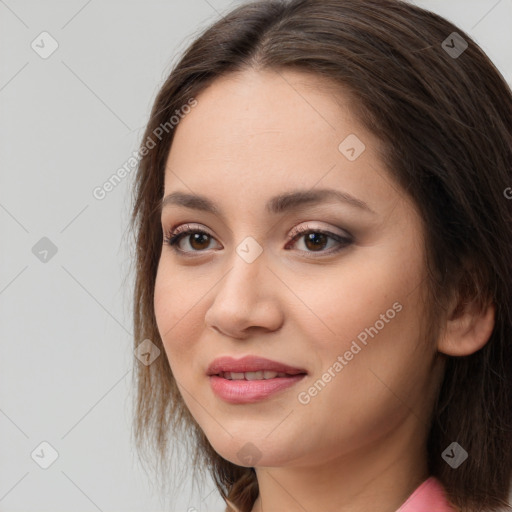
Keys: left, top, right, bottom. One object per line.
{"left": 0, "top": 1, "right": 511, "bottom": 511}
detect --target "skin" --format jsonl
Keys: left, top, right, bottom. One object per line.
{"left": 154, "top": 68, "right": 494, "bottom": 512}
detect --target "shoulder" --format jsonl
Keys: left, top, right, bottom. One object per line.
{"left": 396, "top": 476, "right": 459, "bottom": 512}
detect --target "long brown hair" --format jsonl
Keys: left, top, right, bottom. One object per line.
{"left": 129, "top": 1, "right": 512, "bottom": 510}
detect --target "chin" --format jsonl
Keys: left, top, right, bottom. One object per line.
{"left": 205, "top": 432, "right": 301, "bottom": 468}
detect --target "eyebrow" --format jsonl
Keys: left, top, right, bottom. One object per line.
{"left": 160, "top": 188, "right": 376, "bottom": 216}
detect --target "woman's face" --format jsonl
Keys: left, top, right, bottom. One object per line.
{"left": 154, "top": 68, "right": 444, "bottom": 469}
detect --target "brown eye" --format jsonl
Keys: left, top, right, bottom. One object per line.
{"left": 163, "top": 223, "right": 352, "bottom": 258}
{"left": 303, "top": 232, "right": 329, "bottom": 251}
{"left": 286, "top": 225, "right": 353, "bottom": 257}
{"left": 187, "top": 232, "right": 212, "bottom": 251}
{"left": 165, "top": 229, "right": 218, "bottom": 252}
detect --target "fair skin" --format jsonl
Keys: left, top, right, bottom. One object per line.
{"left": 154, "top": 68, "right": 494, "bottom": 512}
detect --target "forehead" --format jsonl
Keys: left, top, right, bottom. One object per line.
{"left": 163, "top": 68, "right": 396, "bottom": 217}
{"left": 168, "top": 67, "right": 362, "bottom": 151}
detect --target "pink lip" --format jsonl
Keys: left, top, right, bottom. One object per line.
{"left": 206, "top": 355, "right": 307, "bottom": 375}
{"left": 207, "top": 356, "right": 307, "bottom": 404}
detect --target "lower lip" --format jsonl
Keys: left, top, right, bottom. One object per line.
{"left": 209, "top": 374, "right": 306, "bottom": 404}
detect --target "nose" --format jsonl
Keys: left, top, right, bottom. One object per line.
{"left": 204, "top": 250, "right": 284, "bottom": 339}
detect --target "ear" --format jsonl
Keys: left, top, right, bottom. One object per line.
{"left": 437, "top": 289, "right": 496, "bottom": 357}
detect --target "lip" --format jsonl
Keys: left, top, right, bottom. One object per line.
{"left": 206, "top": 355, "right": 307, "bottom": 376}
{"left": 207, "top": 355, "right": 307, "bottom": 404}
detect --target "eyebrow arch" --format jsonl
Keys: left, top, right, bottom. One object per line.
{"left": 160, "top": 188, "right": 376, "bottom": 216}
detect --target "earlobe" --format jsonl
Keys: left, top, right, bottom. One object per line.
{"left": 437, "top": 297, "right": 496, "bottom": 357}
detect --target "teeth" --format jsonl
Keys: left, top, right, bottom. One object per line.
{"left": 245, "top": 371, "right": 264, "bottom": 380}
{"left": 221, "top": 371, "right": 289, "bottom": 380}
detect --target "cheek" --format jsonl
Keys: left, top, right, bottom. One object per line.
{"left": 293, "top": 300, "right": 430, "bottom": 461}
{"left": 310, "top": 288, "right": 429, "bottom": 425}
{"left": 153, "top": 260, "right": 203, "bottom": 372}
{"left": 285, "top": 243, "right": 424, "bottom": 349}
{"left": 291, "top": 241, "right": 429, "bottom": 412}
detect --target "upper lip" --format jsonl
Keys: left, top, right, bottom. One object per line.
{"left": 206, "top": 355, "right": 308, "bottom": 376}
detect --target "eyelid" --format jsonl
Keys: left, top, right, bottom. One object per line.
{"left": 166, "top": 221, "right": 348, "bottom": 240}
{"left": 164, "top": 222, "right": 220, "bottom": 253}
{"left": 170, "top": 222, "right": 212, "bottom": 237}
{"left": 163, "top": 221, "right": 353, "bottom": 257}
{"left": 287, "top": 222, "right": 349, "bottom": 241}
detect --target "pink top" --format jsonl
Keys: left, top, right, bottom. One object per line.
{"left": 396, "top": 476, "right": 457, "bottom": 512}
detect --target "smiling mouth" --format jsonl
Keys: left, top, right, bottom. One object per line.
{"left": 217, "top": 370, "right": 306, "bottom": 380}
{"left": 206, "top": 356, "right": 308, "bottom": 403}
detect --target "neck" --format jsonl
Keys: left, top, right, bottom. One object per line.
{"left": 250, "top": 415, "right": 430, "bottom": 512}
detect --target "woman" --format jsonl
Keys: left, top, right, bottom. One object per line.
{"left": 130, "top": 1, "right": 512, "bottom": 510}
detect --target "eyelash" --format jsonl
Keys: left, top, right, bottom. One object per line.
{"left": 162, "top": 223, "right": 353, "bottom": 258}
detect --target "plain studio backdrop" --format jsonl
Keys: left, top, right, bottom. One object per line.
{"left": 0, "top": 1, "right": 511, "bottom": 511}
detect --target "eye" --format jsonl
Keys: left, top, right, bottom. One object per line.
{"left": 163, "top": 223, "right": 220, "bottom": 255}
{"left": 285, "top": 223, "right": 353, "bottom": 257}
{"left": 162, "top": 222, "right": 353, "bottom": 257}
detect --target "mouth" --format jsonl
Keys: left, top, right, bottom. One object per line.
{"left": 216, "top": 370, "right": 305, "bottom": 380}
{"left": 206, "top": 355, "right": 308, "bottom": 377}
{"left": 207, "top": 356, "right": 307, "bottom": 404}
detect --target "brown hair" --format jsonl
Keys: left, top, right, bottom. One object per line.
{"left": 129, "top": 1, "right": 512, "bottom": 510}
